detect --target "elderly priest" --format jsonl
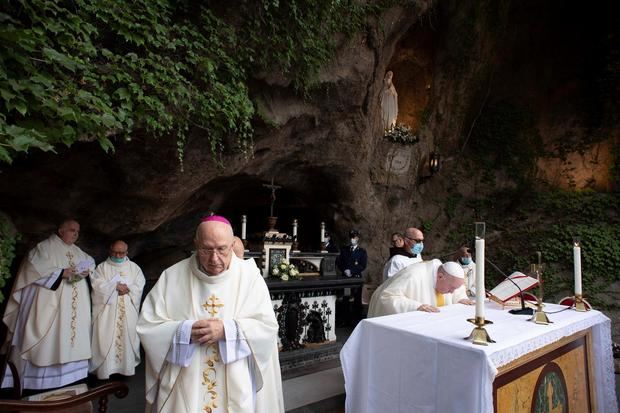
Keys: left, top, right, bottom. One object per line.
{"left": 2, "top": 219, "right": 94, "bottom": 390}
{"left": 90, "top": 240, "right": 145, "bottom": 379}
{"left": 369, "top": 259, "right": 474, "bottom": 317}
{"left": 137, "top": 216, "right": 284, "bottom": 413}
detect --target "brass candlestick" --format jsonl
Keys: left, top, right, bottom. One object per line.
{"left": 529, "top": 262, "right": 552, "bottom": 324}
{"left": 320, "top": 242, "right": 327, "bottom": 253}
{"left": 574, "top": 294, "right": 590, "bottom": 312}
{"left": 531, "top": 299, "right": 552, "bottom": 324}
{"left": 466, "top": 317, "right": 495, "bottom": 346}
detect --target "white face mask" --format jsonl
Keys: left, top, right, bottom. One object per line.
{"left": 350, "top": 238, "right": 358, "bottom": 246}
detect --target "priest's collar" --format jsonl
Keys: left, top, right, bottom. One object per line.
{"left": 192, "top": 254, "right": 236, "bottom": 284}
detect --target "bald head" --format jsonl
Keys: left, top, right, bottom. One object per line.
{"left": 110, "top": 240, "right": 128, "bottom": 253}
{"left": 403, "top": 227, "right": 424, "bottom": 250}
{"left": 195, "top": 221, "right": 235, "bottom": 275}
{"left": 58, "top": 219, "right": 80, "bottom": 245}
{"left": 232, "top": 236, "right": 245, "bottom": 259}
{"left": 109, "top": 240, "right": 128, "bottom": 260}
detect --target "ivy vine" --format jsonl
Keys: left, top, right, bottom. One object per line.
{"left": 1, "top": 0, "right": 404, "bottom": 165}
{"left": 0, "top": 214, "right": 19, "bottom": 304}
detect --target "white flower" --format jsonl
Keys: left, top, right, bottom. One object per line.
{"left": 290, "top": 268, "right": 299, "bottom": 276}
{"left": 281, "top": 259, "right": 289, "bottom": 265}
{"left": 279, "top": 263, "right": 287, "bottom": 270}
{"left": 281, "top": 274, "right": 289, "bottom": 281}
{"left": 272, "top": 268, "right": 280, "bottom": 276}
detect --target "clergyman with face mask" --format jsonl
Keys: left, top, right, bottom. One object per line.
{"left": 382, "top": 227, "right": 424, "bottom": 282}
{"left": 336, "top": 229, "right": 368, "bottom": 278}
{"left": 454, "top": 246, "right": 476, "bottom": 298}
{"left": 90, "top": 240, "right": 146, "bottom": 379}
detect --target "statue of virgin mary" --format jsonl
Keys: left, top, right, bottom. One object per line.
{"left": 380, "top": 71, "right": 398, "bottom": 131}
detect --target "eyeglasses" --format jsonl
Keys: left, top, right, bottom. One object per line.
{"left": 197, "top": 244, "right": 233, "bottom": 257}
{"left": 404, "top": 236, "right": 424, "bottom": 243}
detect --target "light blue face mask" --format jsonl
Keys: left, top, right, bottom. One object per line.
{"left": 110, "top": 256, "right": 125, "bottom": 264}
{"left": 411, "top": 242, "right": 424, "bottom": 256}
{"left": 460, "top": 257, "right": 472, "bottom": 265}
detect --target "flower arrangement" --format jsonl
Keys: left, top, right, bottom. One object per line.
{"left": 384, "top": 123, "right": 419, "bottom": 145}
{"left": 271, "top": 259, "right": 301, "bottom": 281}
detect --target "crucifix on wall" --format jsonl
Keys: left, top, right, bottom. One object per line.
{"left": 262, "top": 177, "right": 281, "bottom": 218}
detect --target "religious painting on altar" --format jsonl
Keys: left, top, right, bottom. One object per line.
{"left": 493, "top": 331, "right": 594, "bottom": 413}
{"left": 269, "top": 248, "right": 287, "bottom": 270}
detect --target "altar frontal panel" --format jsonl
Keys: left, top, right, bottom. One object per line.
{"left": 493, "top": 330, "right": 595, "bottom": 413}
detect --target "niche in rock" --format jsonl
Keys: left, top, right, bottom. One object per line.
{"left": 387, "top": 23, "right": 436, "bottom": 133}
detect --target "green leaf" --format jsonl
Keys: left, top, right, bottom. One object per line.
{"left": 14, "top": 101, "right": 27, "bottom": 116}
{"left": 0, "top": 146, "right": 12, "bottom": 163}
{"left": 98, "top": 137, "right": 115, "bottom": 153}
{"left": 42, "top": 47, "right": 78, "bottom": 73}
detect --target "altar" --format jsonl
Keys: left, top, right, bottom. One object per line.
{"left": 340, "top": 302, "right": 617, "bottom": 413}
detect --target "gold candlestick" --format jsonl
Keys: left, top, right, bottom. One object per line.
{"left": 574, "top": 294, "right": 590, "bottom": 312}
{"left": 466, "top": 317, "right": 495, "bottom": 346}
{"left": 529, "top": 262, "right": 552, "bottom": 324}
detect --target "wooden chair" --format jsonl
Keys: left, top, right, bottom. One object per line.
{"left": 0, "top": 360, "right": 129, "bottom": 413}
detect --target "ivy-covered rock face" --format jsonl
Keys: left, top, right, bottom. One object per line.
{"left": 0, "top": 0, "right": 393, "bottom": 165}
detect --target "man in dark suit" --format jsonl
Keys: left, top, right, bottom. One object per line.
{"left": 336, "top": 229, "right": 368, "bottom": 278}
{"left": 336, "top": 229, "right": 367, "bottom": 326}
{"left": 323, "top": 231, "right": 339, "bottom": 254}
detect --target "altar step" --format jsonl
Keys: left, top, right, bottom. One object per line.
{"left": 284, "top": 366, "right": 345, "bottom": 413}
{"left": 280, "top": 343, "right": 345, "bottom": 412}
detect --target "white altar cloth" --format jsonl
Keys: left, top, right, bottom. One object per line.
{"left": 340, "top": 302, "right": 617, "bottom": 413}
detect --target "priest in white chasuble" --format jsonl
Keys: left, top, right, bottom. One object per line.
{"left": 2, "top": 219, "right": 94, "bottom": 390}
{"left": 369, "top": 259, "right": 474, "bottom": 317}
{"left": 90, "top": 240, "right": 145, "bottom": 379}
{"left": 138, "top": 216, "right": 284, "bottom": 413}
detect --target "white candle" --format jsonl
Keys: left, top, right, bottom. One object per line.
{"left": 292, "top": 219, "right": 298, "bottom": 237}
{"left": 241, "top": 215, "right": 247, "bottom": 240}
{"left": 320, "top": 222, "right": 325, "bottom": 243}
{"left": 573, "top": 243, "right": 582, "bottom": 295}
{"left": 474, "top": 238, "right": 485, "bottom": 319}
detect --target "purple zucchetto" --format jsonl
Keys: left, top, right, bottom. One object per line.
{"left": 201, "top": 215, "right": 232, "bottom": 226}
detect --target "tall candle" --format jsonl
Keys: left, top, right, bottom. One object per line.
{"left": 292, "top": 219, "right": 298, "bottom": 237}
{"left": 573, "top": 242, "right": 582, "bottom": 295}
{"left": 241, "top": 215, "right": 247, "bottom": 240}
{"left": 475, "top": 238, "right": 485, "bottom": 319}
{"left": 320, "top": 222, "right": 325, "bottom": 243}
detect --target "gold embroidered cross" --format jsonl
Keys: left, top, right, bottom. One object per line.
{"left": 66, "top": 251, "right": 75, "bottom": 266}
{"left": 202, "top": 294, "right": 224, "bottom": 317}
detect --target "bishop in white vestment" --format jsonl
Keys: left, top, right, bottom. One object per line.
{"left": 137, "top": 216, "right": 284, "bottom": 413}
{"left": 369, "top": 259, "right": 474, "bottom": 317}
{"left": 2, "top": 220, "right": 94, "bottom": 389}
{"left": 90, "top": 240, "right": 145, "bottom": 379}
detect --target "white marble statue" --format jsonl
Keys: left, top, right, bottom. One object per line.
{"left": 380, "top": 71, "right": 398, "bottom": 131}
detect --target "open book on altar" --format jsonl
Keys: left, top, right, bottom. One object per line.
{"left": 487, "top": 272, "right": 539, "bottom": 303}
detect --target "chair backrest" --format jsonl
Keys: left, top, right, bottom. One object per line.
{"left": 0, "top": 361, "right": 129, "bottom": 413}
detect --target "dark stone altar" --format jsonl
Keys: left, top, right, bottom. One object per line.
{"left": 266, "top": 276, "right": 364, "bottom": 351}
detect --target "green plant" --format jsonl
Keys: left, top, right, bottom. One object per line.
{"left": 1, "top": 0, "right": 401, "bottom": 165}
{"left": 0, "top": 215, "right": 19, "bottom": 304}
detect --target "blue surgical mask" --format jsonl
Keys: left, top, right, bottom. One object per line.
{"left": 460, "top": 257, "right": 472, "bottom": 265}
{"left": 411, "top": 242, "right": 424, "bottom": 256}
{"left": 110, "top": 256, "right": 125, "bottom": 264}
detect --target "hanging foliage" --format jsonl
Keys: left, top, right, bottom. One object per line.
{"left": 0, "top": 0, "right": 404, "bottom": 165}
